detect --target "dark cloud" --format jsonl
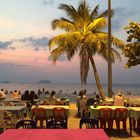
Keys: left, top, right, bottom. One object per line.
{"left": 112, "top": 7, "right": 139, "bottom": 31}
{"left": 0, "top": 37, "right": 49, "bottom": 50}
{"left": 0, "top": 41, "right": 12, "bottom": 49}
{"left": 42, "top": 0, "right": 54, "bottom": 5}
{"left": 20, "top": 37, "right": 49, "bottom": 47}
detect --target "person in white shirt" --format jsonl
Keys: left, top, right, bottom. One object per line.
{"left": 76, "top": 90, "right": 88, "bottom": 117}
{"left": 114, "top": 90, "right": 125, "bottom": 106}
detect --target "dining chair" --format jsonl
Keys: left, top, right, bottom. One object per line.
{"left": 16, "top": 120, "right": 36, "bottom": 129}
{"left": 0, "top": 110, "right": 14, "bottom": 131}
{"left": 98, "top": 108, "right": 113, "bottom": 129}
{"left": 79, "top": 117, "right": 98, "bottom": 129}
{"left": 14, "top": 102, "right": 27, "bottom": 118}
{"left": 114, "top": 108, "right": 128, "bottom": 131}
{"left": 32, "top": 107, "right": 47, "bottom": 128}
{"left": 47, "top": 107, "right": 67, "bottom": 129}
{"left": 0, "top": 110, "right": 6, "bottom": 130}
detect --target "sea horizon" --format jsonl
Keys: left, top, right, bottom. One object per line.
{"left": 0, "top": 82, "right": 140, "bottom": 103}
{"left": 1, "top": 81, "right": 140, "bottom": 85}
{"left": 0, "top": 82, "right": 140, "bottom": 95}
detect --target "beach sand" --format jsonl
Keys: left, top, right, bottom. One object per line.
{"left": 68, "top": 103, "right": 140, "bottom": 140}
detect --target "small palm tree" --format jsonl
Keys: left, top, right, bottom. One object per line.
{"left": 49, "top": 1, "right": 125, "bottom": 99}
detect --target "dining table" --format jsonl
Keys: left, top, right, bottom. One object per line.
{"left": 2, "top": 98, "right": 20, "bottom": 102}
{"left": 128, "top": 107, "right": 140, "bottom": 135}
{"left": 90, "top": 105, "right": 140, "bottom": 135}
{"left": 89, "top": 105, "right": 127, "bottom": 118}
{"left": 31, "top": 105, "right": 69, "bottom": 119}
{"left": 0, "top": 129, "right": 110, "bottom": 140}
{"left": 0, "top": 105, "right": 27, "bottom": 123}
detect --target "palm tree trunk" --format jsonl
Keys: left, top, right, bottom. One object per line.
{"left": 89, "top": 56, "right": 106, "bottom": 100}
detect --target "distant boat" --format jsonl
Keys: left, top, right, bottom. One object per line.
{"left": 38, "top": 80, "right": 51, "bottom": 84}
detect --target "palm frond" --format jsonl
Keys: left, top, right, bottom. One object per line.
{"left": 90, "top": 5, "right": 99, "bottom": 19}
{"left": 87, "top": 17, "right": 106, "bottom": 31}
{"left": 98, "top": 9, "right": 114, "bottom": 18}
{"left": 50, "top": 47, "right": 65, "bottom": 63}
{"left": 52, "top": 18, "right": 75, "bottom": 31}
{"left": 112, "top": 37, "right": 125, "bottom": 49}
{"left": 58, "top": 4, "right": 79, "bottom": 20}
{"left": 78, "top": 0, "right": 90, "bottom": 20}
{"left": 66, "top": 45, "right": 77, "bottom": 61}
{"left": 84, "top": 32, "right": 98, "bottom": 44}
{"left": 93, "top": 32, "right": 125, "bottom": 49}
{"left": 49, "top": 34, "right": 68, "bottom": 49}
{"left": 111, "top": 48, "right": 121, "bottom": 61}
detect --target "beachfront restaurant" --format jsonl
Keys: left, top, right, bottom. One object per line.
{"left": 0, "top": 93, "right": 140, "bottom": 140}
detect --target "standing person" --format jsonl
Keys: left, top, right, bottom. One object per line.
{"left": 37, "top": 89, "right": 42, "bottom": 96}
{"left": 42, "top": 88, "right": 45, "bottom": 93}
{"left": 94, "top": 94, "right": 100, "bottom": 105}
{"left": 76, "top": 90, "right": 88, "bottom": 118}
{"left": 76, "top": 91, "right": 83, "bottom": 117}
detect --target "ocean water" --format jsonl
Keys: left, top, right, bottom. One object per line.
{"left": 0, "top": 83, "right": 140, "bottom": 102}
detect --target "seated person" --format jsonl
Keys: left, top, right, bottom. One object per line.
{"left": 29, "top": 91, "right": 39, "bottom": 105}
{"left": 58, "top": 98, "right": 65, "bottom": 105}
{"left": 21, "top": 90, "right": 30, "bottom": 100}
{"left": 21, "top": 90, "right": 32, "bottom": 107}
{"left": 93, "top": 94, "right": 100, "bottom": 105}
{"left": 0, "top": 89, "right": 6, "bottom": 100}
{"left": 58, "top": 97, "right": 69, "bottom": 105}
{"left": 43, "top": 91, "right": 58, "bottom": 105}
{"left": 114, "top": 90, "right": 125, "bottom": 106}
{"left": 12, "top": 90, "right": 20, "bottom": 99}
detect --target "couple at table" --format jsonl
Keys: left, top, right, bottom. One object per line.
{"left": 43, "top": 91, "right": 59, "bottom": 105}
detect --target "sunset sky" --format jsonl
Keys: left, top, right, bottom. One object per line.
{"left": 0, "top": 0, "right": 140, "bottom": 84}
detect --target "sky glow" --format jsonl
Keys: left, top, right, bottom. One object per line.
{"left": 0, "top": 0, "right": 140, "bottom": 83}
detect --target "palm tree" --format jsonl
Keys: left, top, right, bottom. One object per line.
{"left": 49, "top": 1, "right": 125, "bottom": 100}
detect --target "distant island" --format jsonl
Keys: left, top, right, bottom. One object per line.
{"left": 0, "top": 80, "right": 10, "bottom": 83}
{"left": 38, "top": 80, "right": 51, "bottom": 84}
